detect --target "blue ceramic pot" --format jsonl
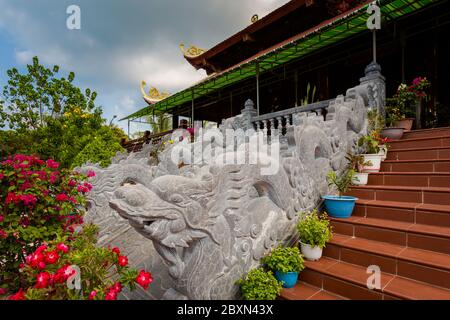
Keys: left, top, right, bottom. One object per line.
{"left": 274, "top": 271, "right": 298, "bottom": 288}
{"left": 322, "top": 195, "right": 358, "bottom": 218}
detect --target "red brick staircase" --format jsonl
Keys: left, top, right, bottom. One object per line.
{"left": 281, "top": 127, "right": 450, "bottom": 300}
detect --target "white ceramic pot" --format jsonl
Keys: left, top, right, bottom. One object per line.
{"left": 300, "top": 242, "right": 323, "bottom": 261}
{"left": 378, "top": 146, "right": 388, "bottom": 161}
{"left": 362, "top": 154, "right": 383, "bottom": 173}
{"left": 352, "top": 172, "right": 369, "bottom": 185}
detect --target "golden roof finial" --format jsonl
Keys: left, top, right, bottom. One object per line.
{"left": 140, "top": 81, "right": 170, "bottom": 105}
{"left": 251, "top": 14, "right": 259, "bottom": 23}
{"left": 179, "top": 43, "right": 206, "bottom": 58}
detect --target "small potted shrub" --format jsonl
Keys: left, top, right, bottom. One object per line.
{"left": 297, "top": 210, "right": 332, "bottom": 261}
{"left": 236, "top": 268, "right": 282, "bottom": 300}
{"left": 346, "top": 152, "right": 372, "bottom": 185}
{"left": 358, "top": 132, "right": 383, "bottom": 172}
{"left": 261, "top": 245, "right": 304, "bottom": 288}
{"left": 322, "top": 169, "right": 358, "bottom": 218}
{"left": 381, "top": 103, "right": 405, "bottom": 140}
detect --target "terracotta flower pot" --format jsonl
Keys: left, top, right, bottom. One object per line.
{"left": 394, "top": 118, "right": 414, "bottom": 131}
{"left": 381, "top": 127, "right": 404, "bottom": 140}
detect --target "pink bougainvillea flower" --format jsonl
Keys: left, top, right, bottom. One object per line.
{"left": 35, "top": 245, "right": 48, "bottom": 253}
{"left": 68, "top": 179, "right": 77, "bottom": 187}
{"left": 69, "top": 196, "right": 77, "bottom": 204}
{"left": 55, "top": 193, "right": 69, "bottom": 202}
{"left": 0, "top": 229, "right": 8, "bottom": 239}
{"left": 20, "top": 194, "right": 37, "bottom": 206}
{"left": 46, "top": 159, "right": 60, "bottom": 169}
{"left": 44, "top": 250, "right": 59, "bottom": 264}
{"left": 0, "top": 173, "right": 4, "bottom": 180}
{"left": 5, "top": 192, "right": 20, "bottom": 205}
{"left": 104, "top": 289, "right": 118, "bottom": 300}
{"left": 0, "top": 215, "right": 4, "bottom": 223}
{"left": 0, "top": 287, "right": 7, "bottom": 295}
{"left": 135, "top": 270, "right": 153, "bottom": 290}
{"left": 88, "top": 290, "right": 97, "bottom": 300}
{"left": 53, "top": 264, "right": 76, "bottom": 283}
{"left": 87, "top": 170, "right": 96, "bottom": 178}
{"left": 56, "top": 243, "right": 69, "bottom": 253}
{"left": 118, "top": 255, "right": 128, "bottom": 267}
{"left": 35, "top": 272, "right": 51, "bottom": 289}
{"left": 111, "top": 247, "right": 121, "bottom": 256}
{"left": 49, "top": 172, "right": 59, "bottom": 184}
{"left": 111, "top": 282, "right": 123, "bottom": 293}
{"left": 8, "top": 288, "right": 26, "bottom": 300}
{"left": 19, "top": 181, "right": 33, "bottom": 191}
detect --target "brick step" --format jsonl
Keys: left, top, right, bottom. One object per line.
{"left": 280, "top": 281, "right": 346, "bottom": 300}
{"left": 354, "top": 199, "right": 450, "bottom": 228}
{"left": 330, "top": 216, "right": 450, "bottom": 254}
{"left": 386, "top": 147, "right": 450, "bottom": 161}
{"left": 368, "top": 172, "right": 450, "bottom": 188}
{"left": 381, "top": 159, "right": 450, "bottom": 172}
{"left": 299, "top": 257, "right": 450, "bottom": 300}
{"left": 402, "top": 127, "right": 450, "bottom": 140}
{"left": 347, "top": 185, "right": 450, "bottom": 206}
{"left": 388, "top": 135, "right": 450, "bottom": 150}
{"left": 323, "top": 234, "right": 450, "bottom": 289}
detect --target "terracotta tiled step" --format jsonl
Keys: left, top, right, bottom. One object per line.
{"left": 323, "top": 234, "right": 450, "bottom": 289}
{"left": 279, "top": 281, "right": 346, "bottom": 300}
{"left": 368, "top": 172, "right": 450, "bottom": 188}
{"left": 353, "top": 199, "right": 450, "bottom": 228}
{"left": 381, "top": 159, "right": 450, "bottom": 173}
{"left": 330, "top": 216, "right": 450, "bottom": 254}
{"left": 388, "top": 135, "right": 450, "bottom": 150}
{"left": 347, "top": 185, "right": 450, "bottom": 206}
{"left": 386, "top": 147, "right": 450, "bottom": 161}
{"left": 402, "top": 127, "right": 450, "bottom": 140}
{"left": 299, "top": 257, "right": 450, "bottom": 300}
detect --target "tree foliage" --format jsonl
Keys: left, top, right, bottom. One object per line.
{"left": 0, "top": 56, "right": 125, "bottom": 168}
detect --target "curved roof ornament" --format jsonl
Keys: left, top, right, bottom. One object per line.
{"left": 251, "top": 14, "right": 259, "bottom": 23}
{"left": 179, "top": 43, "right": 206, "bottom": 58}
{"left": 140, "top": 81, "right": 170, "bottom": 105}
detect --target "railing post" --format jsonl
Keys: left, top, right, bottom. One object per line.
{"left": 359, "top": 62, "right": 386, "bottom": 117}
{"left": 240, "top": 99, "right": 257, "bottom": 131}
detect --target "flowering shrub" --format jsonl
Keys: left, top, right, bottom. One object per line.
{"left": 388, "top": 77, "right": 431, "bottom": 120}
{"left": 0, "top": 154, "right": 92, "bottom": 291}
{"left": 7, "top": 224, "right": 153, "bottom": 300}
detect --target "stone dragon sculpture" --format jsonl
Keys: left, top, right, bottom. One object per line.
{"left": 82, "top": 66, "right": 384, "bottom": 300}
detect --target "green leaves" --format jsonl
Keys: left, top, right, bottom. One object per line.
{"left": 236, "top": 268, "right": 282, "bottom": 300}
{"left": 297, "top": 210, "right": 332, "bottom": 248}
{"left": 326, "top": 169, "right": 355, "bottom": 197}
{"left": 261, "top": 245, "right": 304, "bottom": 273}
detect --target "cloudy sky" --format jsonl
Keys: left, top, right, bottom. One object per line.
{"left": 0, "top": 0, "right": 289, "bottom": 134}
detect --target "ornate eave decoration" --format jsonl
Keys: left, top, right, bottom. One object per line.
{"left": 179, "top": 43, "right": 206, "bottom": 59}
{"left": 140, "top": 81, "right": 170, "bottom": 105}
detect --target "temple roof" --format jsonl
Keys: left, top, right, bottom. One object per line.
{"left": 122, "top": 0, "right": 438, "bottom": 121}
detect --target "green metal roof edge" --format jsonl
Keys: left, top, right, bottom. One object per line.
{"left": 121, "top": 0, "right": 436, "bottom": 121}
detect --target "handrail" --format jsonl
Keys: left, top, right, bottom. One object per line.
{"left": 251, "top": 99, "right": 333, "bottom": 123}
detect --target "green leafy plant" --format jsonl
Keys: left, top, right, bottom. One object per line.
{"left": 236, "top": 268, "right": 282, "bottom": 300}
{"left": 345, "top": 152, "right": 372, "bottom": 173}
{"left": 6, "top": 224, "right": 153, "bottom": 300}
{"left": 261, "top": 245, "right": 304, "bottom": 273}
{"left": 0, "top": 154, "right": 92, "bottom": 291}
{"left": 357, "top": 132, "right": 380, "bottom": 154}
{"left": 297, "top": 210, "right": 332, "bottom": 248}
{"left": 326, "top": 170, "right": 355, "bottom": 197}
{"left": 0, "top": 56, "right": 126, "bottom": 168}
{"left": 367, "top": 109, "right": 385, "bottom": 133}
{"left": 300, "top": 82, "right": 317, "bottom": 106}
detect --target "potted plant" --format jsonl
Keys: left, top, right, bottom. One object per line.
{"left": 357, "top": 132, "right": 383, "bottom": 172}
{"left": 261, "top": 245, "right": 304, "bottom": 288}
{"left": 322, "top": 169, "right": 358, "bottom": 218}
{"left": 382, "top": 103, "right": 405, "bottom": 140}
{"left": 236, "top": 268, "right": 282, "bottom": 300}
{"left": 297, "top": 210, "right": 332, "bottom": 261}
{"left": 345, "top": 152, "right": 372, "bottom": 185}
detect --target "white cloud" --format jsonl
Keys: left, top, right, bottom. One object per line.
{"left": 0, "top": 0, "right": 290, "bottom": 134}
